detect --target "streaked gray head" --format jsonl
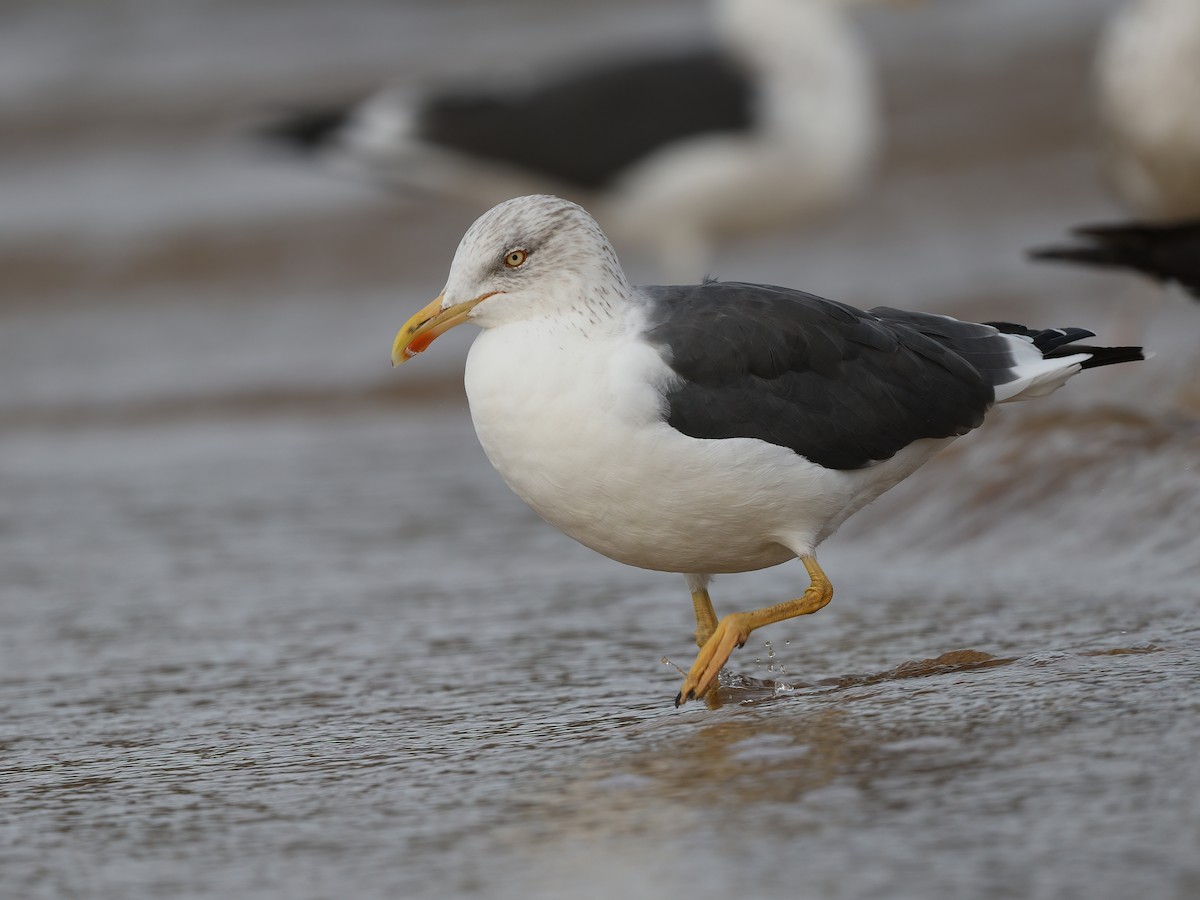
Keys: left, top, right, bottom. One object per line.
{"left": 442, "top": 195, "right": 631, "bottom": 328}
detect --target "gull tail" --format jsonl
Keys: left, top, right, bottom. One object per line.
{"left": 985, "top": 322, "right": 1145, "bottom": 402}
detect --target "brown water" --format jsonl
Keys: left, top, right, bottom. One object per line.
{"left": 3, "top": 1, "right": 1200, "bottom": 898}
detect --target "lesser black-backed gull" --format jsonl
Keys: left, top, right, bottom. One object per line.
{"left": 1031, "top": 219, "right": 1200, "bottom": 299}
{"left": 391, "top": 195, "right": 1145, "bottom": 705}
{"left": 263, "top": 0, "right": 883, "bottom": 279}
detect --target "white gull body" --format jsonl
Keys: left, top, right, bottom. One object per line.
{"left": 596, "top": 0, "right": 879, "bottom": 277}
{"left": 1097, "top": 0, "right": 1200, "bottom": 218}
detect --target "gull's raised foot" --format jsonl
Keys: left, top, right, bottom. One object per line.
{"left": 674, "top": 615, "right": 751, "bottom": 706}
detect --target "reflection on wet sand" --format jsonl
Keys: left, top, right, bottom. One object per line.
{"left": 511, "top": 643, "right": 1168, "bottom": 824}
{"left": 499, "top": 641, "right": 1194, "bottom": 899}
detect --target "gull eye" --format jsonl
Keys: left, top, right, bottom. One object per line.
{"left": 503, "top": 248, "right": 529, "bottom": 269}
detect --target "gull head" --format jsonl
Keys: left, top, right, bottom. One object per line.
{"left": 392, "top": 195, "right": 630, "bottom": 365}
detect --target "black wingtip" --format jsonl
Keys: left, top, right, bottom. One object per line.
{"left": 1076, "top": 345, "right": 1146, "bottom": 369}
{"left": 989, "top": 321, "right": 1146, "bottom": 369}
{"left": 987, "top": 322, "right": 1097, "bottom": 354}
{"left": 1026, "top": 244, "right": 1117, "bottom": 266}
{"left": 255, "top": 103, "right": 354, "bottom": 154}
{"left": 1030, "top": 220, "right": 1200, "bottom": 299}
{"left": 1026, "top": 220, "right": 1147, "bottom": 270}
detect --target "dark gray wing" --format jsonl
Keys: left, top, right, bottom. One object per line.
{"left": 259, "top": 48, "right": 753, "bottom": 189}
{"left": 257, "top": 102, "right": 353, "bottom": 153}
{"left": 640, "top": 282, "right": 1015, "bottom": 470}
{"left": 414, "top": 48, "right": 753, "bottom": 189}
{"left": 1029, "top": 220, "right": 1200, "bottom": 298}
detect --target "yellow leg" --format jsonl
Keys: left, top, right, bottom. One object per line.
{"left": 691, "top": 588, "right": 719, "bottom": 648}
{"left": 675, "top": 556, "right": 833, "bottom": 707}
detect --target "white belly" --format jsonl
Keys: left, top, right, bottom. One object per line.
{"left": 463, "top": 321, "right": 951, "bottom": 575}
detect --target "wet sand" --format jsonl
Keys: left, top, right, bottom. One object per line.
{"left": 3, "top": 1, "right": 1200, "bottom": 898}
{"left": 4, "top": 405, "right": 1198, "bottom": 899}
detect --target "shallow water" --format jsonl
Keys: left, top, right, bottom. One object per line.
{"left": 4, "top": 402, "right": 1199, "bottom": 900}
{"left": 4, "top": 0, "right": 1200, "bottom": 898}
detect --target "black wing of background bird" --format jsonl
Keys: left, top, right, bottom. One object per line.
{"left": 1029, "top": 220, "right": 1200, "bottom": 299}
{"left": 259, "top": 48, "right": 755, "bottom": 191}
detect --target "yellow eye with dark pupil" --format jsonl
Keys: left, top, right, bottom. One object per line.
{"left": 504, "top": 249, "right": 528, "bottom": 268}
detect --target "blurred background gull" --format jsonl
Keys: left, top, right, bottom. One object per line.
{"left": 1095, "top": 0, "right": 1200, "bottom": 220}
{"left": 3, "top": 2, "right": 1200, "bottom": 900}
{"left": 261, "top": 0, "right": 885, "bottom": 281}
{"left": 1029, "top": 0, "right": 1200, "bottom": 336}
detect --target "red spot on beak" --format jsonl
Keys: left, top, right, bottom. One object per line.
{"left": 406, "top": 332, "right": 436, "bottom": 358}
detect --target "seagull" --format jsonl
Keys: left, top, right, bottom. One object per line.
{"left": 1096, "top": 0, "right": 1200, "bottom": 218}
{"left": 262, "top": 0, "right": 883, "bottom": 279}
{"left": 391, "top": 195, "right": 1144, "bottom": 706}
{"left": 1030, "top": 219, "right": 1200, "bottom": 299}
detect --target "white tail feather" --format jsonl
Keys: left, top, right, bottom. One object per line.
{"left": 993, "top": 333, "right": 1091, "bottom": 403}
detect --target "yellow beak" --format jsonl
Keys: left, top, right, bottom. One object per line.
{"left": 391, "top": 291, "right": 492, "bottom": 366}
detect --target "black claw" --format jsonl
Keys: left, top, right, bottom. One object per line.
{"left": 674, "top": 691, "right": 683, "bottom": 708}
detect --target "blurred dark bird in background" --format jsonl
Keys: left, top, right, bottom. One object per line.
{"left": 1030, "top": 220, "right": 1200, "bottom": 300}
{"left": 1095, "top": 0, "right": 1200, "bottom": 219}
{"left": 1035, "top": 1, "right": 1200, "bottom": 333}
{"left": 264, "top": 51, "right": 755, "bottom": 194}
{"left": 259, "top": 0, "right": 889, "bottom": 280}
